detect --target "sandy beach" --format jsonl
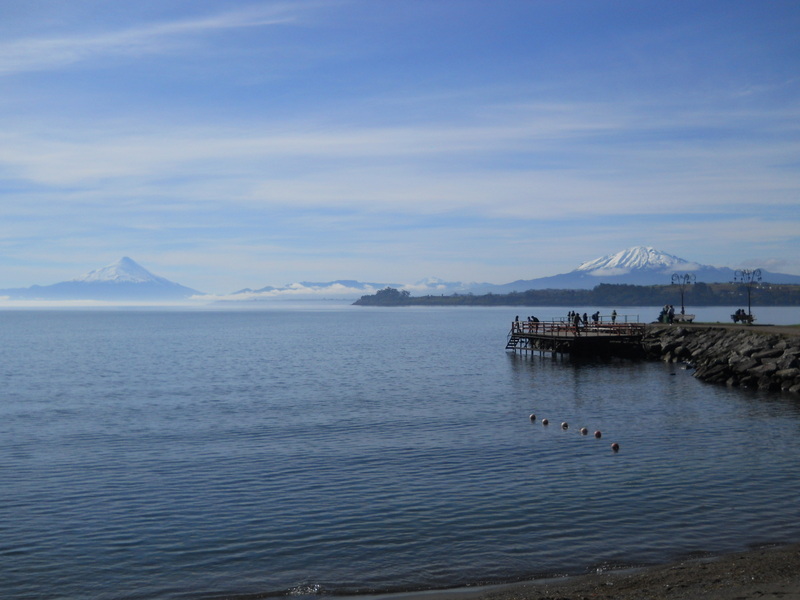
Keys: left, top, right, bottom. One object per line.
{"left": 407, "top": 543, "right": 800, "bottom": 600}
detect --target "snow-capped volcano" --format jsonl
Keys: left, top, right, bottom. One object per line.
{"left": 72, "top": 257, "right": 172, "bottom": 284}
{"left": 475, "top": 246, "right": 800, "bottom": 292}
{"left": 574, "top": 246, "right": 700, "bottom": 276}
{"left": 0, "top": 257, "right": 202, "bottom": 301}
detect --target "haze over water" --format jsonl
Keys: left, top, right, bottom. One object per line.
{"left": 2, "top": 306, "right": 800, "bottom": 600}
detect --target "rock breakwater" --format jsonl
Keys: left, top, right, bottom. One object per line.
{"left": 642, "top": 325, "right": 800, "bottom": 394}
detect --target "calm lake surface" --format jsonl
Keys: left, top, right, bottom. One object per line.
{"left": 2, "top": 306, "right": 800, "bottom": 600}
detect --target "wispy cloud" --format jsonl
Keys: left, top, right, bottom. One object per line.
{"left": 2, "top": 99, "right": 796, "bottom": 222}
{"left": 202, "top": 281, "right": 380, "bottom": 302}
{"left": 0, "top": 5, "right": 298, "bottom": 75}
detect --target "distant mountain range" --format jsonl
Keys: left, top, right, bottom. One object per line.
{"left": 227, "top": 246, "right": 799, "bottom": 298}
{"left": 2, "top": 247, "right": 799, "bottom": 302}
{"left": 231, "top": 280, "right": 403, "bottom": 297}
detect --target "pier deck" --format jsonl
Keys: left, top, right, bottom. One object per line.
{"left": 506, "top": 319, "right": 646, "bottom": 357}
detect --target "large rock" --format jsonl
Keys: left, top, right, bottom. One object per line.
{"left": 751, "top": 348, "right": 786, "bottom": 361}
{"left": 731, "top": 357, "right": 759, "bottom": 373}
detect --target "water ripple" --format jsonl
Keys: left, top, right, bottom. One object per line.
{"left": 2, "top": 309, "right": 800, "bottom": 600}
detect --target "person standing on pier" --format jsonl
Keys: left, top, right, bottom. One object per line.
{"left": 573, "top": 312, "right": 581, "bottom": 336}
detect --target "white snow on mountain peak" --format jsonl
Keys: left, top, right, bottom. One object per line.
{"left": 72, "top": 257, "right": 166, "bottom": 284}
{"left": 574, "top": 246, "right": 701, "bottom": 276}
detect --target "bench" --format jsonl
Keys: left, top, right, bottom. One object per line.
{"left": 672, "top": 314, "right": 695, "bottom": 323}
{"left": 731, "top": 313, "right": 755, "bottom": 324}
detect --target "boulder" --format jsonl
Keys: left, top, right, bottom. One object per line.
{"left": 747, "top": 363, "right": 778, "bottom": 377}
{"left": 751, "top": 348, "right": 785, "bottom": 360}
{"left": 731, "top": 357, "right": 759, "bottom": 373}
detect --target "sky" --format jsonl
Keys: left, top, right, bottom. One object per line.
{"left": 1, "top": 0, "right": 799, "bottom": 295}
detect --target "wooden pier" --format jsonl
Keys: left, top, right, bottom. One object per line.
{"left": 506, "top": 318, "right": 646, "bottom": 357}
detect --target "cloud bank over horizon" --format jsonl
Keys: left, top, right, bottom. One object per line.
{"left": 1, "top": 1, "right": 799, "bottom": 293}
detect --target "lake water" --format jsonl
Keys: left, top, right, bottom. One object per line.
{"left": 2, "top": 306, "right": 800, "bottom": 600}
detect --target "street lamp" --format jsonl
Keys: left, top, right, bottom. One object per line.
{"left": 671, "top": 273, "right": 696, "bottom": 315}
{"left": 733, "top": 268, "right": 762, "bottom": 317}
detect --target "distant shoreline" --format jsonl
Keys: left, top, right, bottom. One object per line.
{"left": 353, "top": 283, "right": 800, "bottom": 307}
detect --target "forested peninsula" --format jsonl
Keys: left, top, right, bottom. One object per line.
{"left": 353, "top": 282, "right": 800, "bottom": 307}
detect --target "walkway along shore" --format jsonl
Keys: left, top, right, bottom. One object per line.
{"left": 642, "top": 323, "right": 800, "bottom": 394}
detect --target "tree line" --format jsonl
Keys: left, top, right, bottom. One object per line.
{"left": 353, "top": 282, "right": 800, "bottom": 307}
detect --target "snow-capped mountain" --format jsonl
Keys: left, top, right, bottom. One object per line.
{"left": 574, "top": 246, "right": 700, "bottom": 276}
{"left": 475, "top": 246, "right": 800, "bottom": 292}
{"left": 71, "top": 256, "right": 173, "bottom": 284}
{"left": 0, "top": 257, "right": 202, "bottom": 301}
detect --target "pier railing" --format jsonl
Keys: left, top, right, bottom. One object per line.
{"left": 510, "top": 319, "right": 645, "bottom": 338}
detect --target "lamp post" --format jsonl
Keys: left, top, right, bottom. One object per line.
{"left": 733, "top": 268, "right": 761, "bottom": 317}
{"left": 671, "top": 273, "right": 695, "bottom": 315}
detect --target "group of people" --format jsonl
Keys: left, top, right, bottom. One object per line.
{"left": 568, "top": 310, "right": 589, "bottom": 328}
{"left": 657, "top": 304, "right": 676, "bottom": 324}
{"left": 567, "top": 309, "right": 618, "bottom": 336}
{"left": 513, "top": 311, "right": 620, "bottom": 336}
{"left": 513, "top": 315, "right": 540, "bottom": 332}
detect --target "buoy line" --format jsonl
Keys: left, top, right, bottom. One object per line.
{"left": 527, "top": 413, "right": 617, "bottom": 451}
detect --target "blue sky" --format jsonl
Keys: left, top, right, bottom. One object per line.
{"left": 1, "top": 0, "right": 799, "bottom": 294}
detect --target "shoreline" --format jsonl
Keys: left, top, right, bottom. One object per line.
{"left": 368, "top": 543, "right": 800, "bottom": 600}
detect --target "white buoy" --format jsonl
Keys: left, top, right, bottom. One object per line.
{"left": 529, "top": 414, "right": 536, "bottom": 422}
{"left": 561, "top": 422, "right": 568, "bottom": 429}
{"left": 542, "top": 418, "right": 549, "bottom": 426}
